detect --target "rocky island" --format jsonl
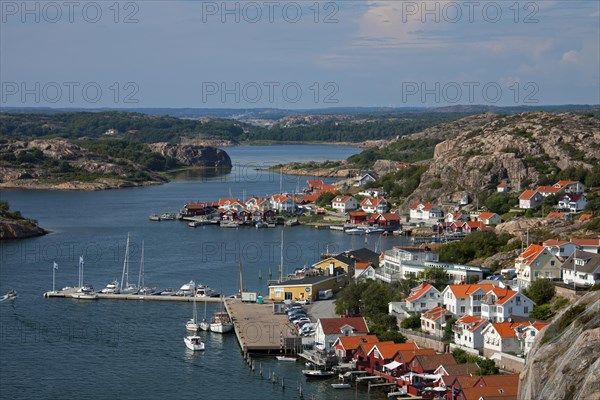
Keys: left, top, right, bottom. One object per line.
{"left": 0, "top": 138, "right": 232, "bottom": 191}
{"left": 0, "top": 202, "right": 47, "bottom": 240}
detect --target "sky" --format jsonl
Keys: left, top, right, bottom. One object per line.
{"left": 1, "top": 0, "right": 599, "bottom": 108}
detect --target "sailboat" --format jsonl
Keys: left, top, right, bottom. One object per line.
{"left": 209, "top": 291, "right": 233, "bottom": 334}
{"left": 186, "top": 283, "right": 200, "bottom": 332}
{"left": 70, "top": 256, "right": 98, "bottom": 300}
{"left": 137, "top": 241, "right": 156, "bottom": 296}
{"left": 120, "top": 234, "right": 138, "bottom": 295}
{"left": 199, "top": 300, "right": 210, "bottom": 331}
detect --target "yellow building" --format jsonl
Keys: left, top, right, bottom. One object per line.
{"left": 268, "top": 274, "right": 348, "bottom": 302}
{"left": 312, "top": 255, "right": 354, "bottom": 275}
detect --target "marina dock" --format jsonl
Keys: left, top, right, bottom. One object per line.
{"left": 44, "top": 288, "right": 224, "bottom": 303}
{"left": 224, "top": 299, "right": 301, "bottom": 354}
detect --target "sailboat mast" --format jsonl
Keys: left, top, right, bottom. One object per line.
{"left": 280, "top": 229, "right": 284, "bottom": 281}
{"left": 239, "top": 260, "right": 244, "bottom": 295}
{"left": 138, "top": 240, "right": 144, "bottom": 289}
{"left": 120, "top": 233, "right": 130, "bottom": 291}
{"left": 79, "top": 255, "right": 84, "bottom": 288}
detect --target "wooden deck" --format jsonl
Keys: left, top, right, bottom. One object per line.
{"left": 224, "top": 299, "right": 300, "bottom": 354}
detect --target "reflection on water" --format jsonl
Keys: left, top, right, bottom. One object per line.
{"left": 168, "top": 167, "right": 230, "bottom": 181}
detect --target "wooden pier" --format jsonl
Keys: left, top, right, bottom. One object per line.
{"left": 224, "top": 299, "right": 301, "bottom": 354}
{"left": 44, "top": 288, "right": 224, "bottom": 303}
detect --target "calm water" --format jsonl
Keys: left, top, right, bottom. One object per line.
{"left": 0, "top": 145, "right": 405, "bottom": 400}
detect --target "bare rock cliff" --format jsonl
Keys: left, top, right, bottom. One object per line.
{"left": 148, "top": 143, "right": 232, "bottom": 169}
{"left": 519, "top": 291, "right": 600, "bottom": 400}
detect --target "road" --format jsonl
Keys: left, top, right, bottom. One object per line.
{"left": 306, "top": 299, "right": 337, "bottom": 320}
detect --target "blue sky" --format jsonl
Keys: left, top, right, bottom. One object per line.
{"left": 1, "top": 0, "right": 599, "bottom": 108}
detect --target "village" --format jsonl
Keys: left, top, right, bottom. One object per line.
{"left": 180, "top": 172, "right": 599, "bottom": 399}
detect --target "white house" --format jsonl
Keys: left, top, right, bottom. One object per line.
{"left": 519, "top": 190, "right": 543, "bottom": 209}
{"left": 543, "top": 239, "right": 577, "bottom": 258}
{"left": 270, "top": 194, "right": 296, "bottom": 212}
{"left": 482, "top": 322, "right": 523, "bottom": 355}
{"left": 331, "top": 195, "right": 358, "bottom": 212}
{"left": 441, "top": 284, "right": 497, "bottom": 317}
{"left": 360, "top": 198, "right": 389, "bottom": 214}
{"left": 420, "top": 306, "right": 450, "bottom": 337}
{"left": 355, "top": 263, "right": 378, "bottom": 281}
{"left": 558, "top": 193, "right": 587, "bottom": 212}
{"left": 553, "top": 180, "right": 586, "bottom": 194}
{"left": 453, "top": 315, "right": 489, "bottom": 350}
{"left": 561, "top": 251, "right": 600, "bottom": 286}
{"left": 409, "top": 203, "right": 444, "bottom": 220}
{"left": 497, "top": 183, "right": 510, "bottom": 193}
{"left": 405, "top": 282, "right": 441, "bottom": 313}
{"left": 571, "top": 238, "right": 600, "bottom": 254}
{"left": 245, "top": 197, "right": 270, "bottom": 212}
{"left": 358, "top": 187, "right": 386, "bottom": 198}
{"left": 477, "top": 212, "right": 502, "bottom": 226}
{"left": 355, "top": 172, "right": 378, "bottom": 187}
{"left": 515, "top": 244, "right": 562, "bottom": 290}
{"left": 480, "top": 288, "right": 535, "bottom": 322}
{"left": 444, "top": 213, "right": 468, "bottom": 223}
{"left": 314, "top": 317, "right": 369, "bottom": 350}
{"left": 218, "top": 198, "right": 247, "bottom": 212}
{"left": 519, "top": 321, "right": 548, "bottom": 356}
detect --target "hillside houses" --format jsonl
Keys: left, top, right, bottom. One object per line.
{"left": 360, "top": 197, "right": 390, "bottom": 214}
{"left": 518, "top": 180, "right": 588, "bottom": 212}
{"left": 314, "top": 317, "right": 369, "bottom": 350}
{"left": 515, "top": 244, "right": 562, "bottom": 289}
{"left": 561, "top": 251, "right": 600, "bottom": 286}
{"left": 409, "top": 202, "right": 444, "bottom": 221}
{"left": 331, "top": 195, "right": 358, "bottom": 212}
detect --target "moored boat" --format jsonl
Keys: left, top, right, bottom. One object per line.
{"left": 184, "top": 335, "right": 205, "bottom": 351}
{"left": 0, "top": 290, "right": 18, "bottom": 302}
{"left": 100, "top": 280, "right": 120, "bottom": 294}
{"left": 302, "top": 369, "right": 335, "bottom": 378}
{"left": 219, "top": 220, "right": 239, "bottom": 228}
{"left": 345, "top": 228, "right": 365, "bottom": 235}
{"left": 177, "top": 280, "right": 195, "bottom": 296}
{"left": 160, "top": 213, "right": 177, "bottom": 220}
{"left": 209, "top": 311, "right": 233, "bottom": 333}
{"left": 71, "top": 284, "right": 98, "bottom": 300}
{"left": 149, "top": 214, "right": 161, "bottom": 221}
{"left": 276, "top": 356, "right": 297, "bottom": 362}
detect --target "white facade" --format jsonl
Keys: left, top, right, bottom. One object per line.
{"left": 314, "top": 319, "right": 367, "bottom": 351}
{"left": 480, "top": 291, "right": 534, "bottom": 322}
{"left": 441, "top": 285, "right": 490, "bottom": 316}
{"left": 410, "top": 203, "right": 444, "bottom": 220}
{"left": 405, "top": 283, "right": 441, "bottom": 313}
{"left": 482, "top": 323, "right": 521, "bottom": 354}
{"left": 543, "top": 241, "right": 577, "bottom": 258}
{"left": 558, "top": 194, "right": 587, "bottom": 212}
{"left": 453, "top": 316, "right": 489, "bottom": 350}
{"left": 561, "top": 251, "right": 600, "bottom": 286}
{"left": 331, "top": 196, "right": 358, "bottom": 212}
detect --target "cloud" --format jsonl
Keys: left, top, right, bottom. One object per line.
{"left": 561, "top": 50, "right": 580, "bottom": 64}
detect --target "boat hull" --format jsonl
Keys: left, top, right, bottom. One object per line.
{"left": 184, "top": 336, "right": 205, "bottom": 351}
{"left": 209, "top": 323, "right": 233, "bottom": 333}
{"left": 302, "top": 370, "right": 335, "bottom": 379}
{"left": 70, "top": 293, "right": 99, "bottom": 300}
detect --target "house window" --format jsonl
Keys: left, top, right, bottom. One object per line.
{"left": 575, "top": 259, "right": 585, "bottom": 266}
{"left": 524, "top": 306, "right": 529, "bottom": 313}
{"left": 473, "top": 306, "right": 481, "bottom": 313}
{"left": 460, "top": 306, "right": 465, "bottom": 313}
{"left": 546, "top": 272, "right": 552, "bottom": 278}
{"left": 421, "top": 303, "right": 426, "bottom": 308}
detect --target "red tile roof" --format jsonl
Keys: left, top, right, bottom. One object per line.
{"left": 483, "top": 287, "right": 518, "bottom": 305}
{"left": 334, "top": 335, "right": 379, "bottom": 351}
{"left": 543, "top": 239, "right": 569, "bottom": 246}
{"left": 411, "top": 353, "right": 457, "bottom": 371}
{"left": 456, "top": 315, "right": 488, "bottom": 332}
{"left": 497, "top": 183, "right": 508, "bottom": 187}
{"left": 410, "top": 202, "right": 435, "bottom": 210}
{"left": 571, "top": 238, "right": 600, "bottom": 247}
{"left": 333, "top": 195, "right": 353, "bottom": 203}
{"left": 478, "top": 212, "right": 498, "bottom": 220}
{"left": 422, "top": 306, "right": 450, "bottom": 321}
{"left": 461, "top": 385, "right": 518, "bottom": 400}
{"left": 554, "top": 180, "right": 577, "bottom": 188}
{"left": 370, "top": 342, "right": 419, "bottom": 359}
{"left": 374, "top": 213, "right": 400, "bottom": 221}
{"left": 476, "top": 373, "right": 520, "bottom": 388}
{"left": 537, "top": 185, "right": 561, "bottom": 194}
{"left": 396, "top": 348, "right": 436, "bottom": 362}
{"left": 519, "top": 190, "right": 539, "bottom": 200}
{"left": 447, "top": 284, "right": 496, "bottom": 299}
{"left": 406, "top": 282, "right": 435, "bottom": 302}
{"left": 518, "top": 244, "right": 546, "bottom": 266}
{"left": 579, "top": 213, "right": 593, "bottom": 221}
{"left": 546, "top": 211, "right": 564, "bottom": 219}
{"left": 319, "top": 317, "right": 368, "bottom": 335}
{"left": 361, "top": 197, "right": 386, "bottom": 207}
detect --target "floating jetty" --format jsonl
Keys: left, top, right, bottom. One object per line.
{"left": 44, "top": 287, "right": 224, "bottom": 303}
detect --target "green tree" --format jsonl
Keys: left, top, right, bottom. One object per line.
{"left": 420, "top": 267, "right": 449, "bottom": 291}
{"left": 523, "top": 279, "right": 556, "bottom": 305}
{"left": 401, "top": 314, "right": 421, "bottom": 330}
{"left": 443, "top": 317, "right": 456, "bottom": 342}
{"left": 316, "top": 191, "right": 337, "bottom": 207}
{"left": 529, "top": 304, "right": 554, "bottom": 320}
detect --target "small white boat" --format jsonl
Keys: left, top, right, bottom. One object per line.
{"left": 160, "top": 213, "right": 177, "bottom": 220}
{"left": 220, "top": 221, "right": 239, "bottom": 228}
{"left": 267, "top": 223, "right": 276, "bottom": 228}
{"left": 345, "top": 228, "right": 366, "bottom": 235}
{"left": 160, "top": 288, "right": 176, "bottom": 296}
{"left": 255, "top": 221, "right": 268, "bottom": 228}
{"left": 331, "top": 383, "right": 351, "bottom": 389}
{"left": 184, "top": 335, "right": 205, "bottom": 351}
{"left": 121, "top": 283, "right": 139, "bottom": 295}
{"left": 149, "top": 214, "right": 161, "bottom": 221}
{"left": 276, "top": 356, "right": 297, "bottom": 362}
{"left": 209, "top": 311, "right": 233, "bottom": 333}
{"left": 71, "top": 285, "right": 98, "bottom": 300}
{"left": 302, "top": 369, "right": 335, "bottom": 378}
{"left": 100, "top": 281, "right": 120, "bottom": 294}
{"left": 365, "top": 227, "right": 385, "bottom": 234}
{"left": 0, "top": 290, "right": 17, "bottom": 302}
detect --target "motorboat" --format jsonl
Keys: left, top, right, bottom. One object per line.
{"left": 219, "top": 220, "right": 239, "bottom": 228}
{"left": 71, "top": 284, "right": 98, "bottom": 300}
{"left": 160, "top": 288, "right": 177, "bottom": 296}
{"left": 209, "top": 311, "right": 233, "bottom": 333}
{"left": 0, "top": 290, "right": 17, "bottom": 302}
{"left": 331, "top": 383, "right": 351, "bottom": 389}
{"left": 177, "top": 280, "right": 195, "bottom": 296}
{"left": 195, "top": 284, "right": 215, "bottom": 297}
{"left": 184, "top": 335, "right": 205, "bottom": 351}
{"left": 267, "top": 223, "right": 276, "bottom": 228}
{"left": 285, "top": 219, "right": 299, "bottom": 226}
{"left": 302, "top": 369, "right": 335, "bottom": 378}
{"left": 160, "top": 213, "right": 177, "bottom": 220}
{"left": 276, "top": 356, "right": 297, "bottom": 362}
{"left": 255, "top": 221, "right": 268, "bottom": 228}
{"left": 149, "top": 214, "right": 161, "bottom": 221}
{"left": 365, "top": 227, "right": 385, "bottom": 234}
{"left": 100, "top": 280, "right": 120, "bottom": 294}
{"left": 345, "top": 228, "right": 366, "bottom": 235}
